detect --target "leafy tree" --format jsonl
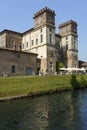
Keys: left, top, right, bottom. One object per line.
{"left": 58, "top": 62, "right": 64, "bottom": 68}
{"left": 70, "top": 74, "right": 80, "bottom": 89}
{"left": 56, "top": 62, "right": 64, "bottom": 72}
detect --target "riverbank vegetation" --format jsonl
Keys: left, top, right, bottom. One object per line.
{"left": 70, "top": 74, "right": 87, "bottom": 89}
{"left": 0, "top": 75, "right": 87, "bottom": 99}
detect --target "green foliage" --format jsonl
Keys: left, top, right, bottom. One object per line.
{"left": 56, "top": 62, "right": 64, "bottom": 72}
{"left": 79, "top": 75, "right": 87, "bottom": 88}
{"left": 70, "top": 74, "right": 80, "bottom": 89}
{"left": 58, "top": 62, "right": 64, "bottom": 68}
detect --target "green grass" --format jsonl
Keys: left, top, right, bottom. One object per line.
{"left": 0, "top": 75, "right": 87, "bottom": 98}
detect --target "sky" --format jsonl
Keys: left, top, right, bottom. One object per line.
{"left": 0, "top": 0, "right": 87, "bottom": 61}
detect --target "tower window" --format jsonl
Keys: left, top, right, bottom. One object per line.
{"left": 66, "top": 36, "right": 68, "bottom": 40}
{"left": 50, "top": 34, "right": 52, "bottom": 43}
{"left": 49, "top": 28, "right": 52, "bottom": 32}
{"left": 40, "top": 34, "right": 43, "bottom": 43}
{"left": 74, "top": 36, "right": 76, "bottom": 40}
{"left": 40, "top": 28, "right": 43, "bottom": 33}
{"left": 66, "top": 44, "right": 68, "bottom": 50}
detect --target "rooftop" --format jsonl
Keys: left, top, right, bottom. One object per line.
{"left": 0, "top": 29, "right": 23, "bottom": 36}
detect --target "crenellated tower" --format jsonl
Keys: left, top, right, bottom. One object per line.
{"left": 59, "top": 20, "right": 78, "bottom": 68}
{"left": 33, "top": 7, "right": 57, "bottom": 73}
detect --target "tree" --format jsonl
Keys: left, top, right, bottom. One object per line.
{"left": 56, "top": 62, "right": 64, "bottom": 72}
{"left": 70, "top": 74, "right": 80, "bottom": 89}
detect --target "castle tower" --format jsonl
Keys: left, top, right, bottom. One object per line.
{"left": 34, "top": 7, "right": 55, "bottom": 28}
{"left": 59, "top": 20, "right": 78, "bottom": 68}
{"left": 33, "top": 7, "right": 57, "bottom": 73}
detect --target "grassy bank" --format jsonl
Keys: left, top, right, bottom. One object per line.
{"left": 0, "top": 75, "right": 87, "bottom": 99}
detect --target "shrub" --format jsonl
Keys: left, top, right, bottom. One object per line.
{"left": 56, "top": 62, "right": 64, "bottom": 72}
{"left": 70, "top": 74, "right": 80, "bottom": 89}
{"left": 79, "top": 75, "right": 87, "bottom": 88}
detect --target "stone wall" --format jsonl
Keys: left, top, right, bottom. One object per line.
{"left": 0, "top": 48, "right": 37, "bottom": 76}
{"left": 0, "top": 30, "right": 22, "bottom": 50}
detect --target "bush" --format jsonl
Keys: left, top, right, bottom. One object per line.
{"left": 56, "top": 62, "right": 64, "bottom": 72}
{"left": 79, "top": 75, "right": 87, "bottom": 88}
{"left": 70, "top": 74, "right": 80, "bottom": 89}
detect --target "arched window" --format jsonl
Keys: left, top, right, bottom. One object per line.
{"left": 25, "top": 67, "right": 32, "bottom": 74}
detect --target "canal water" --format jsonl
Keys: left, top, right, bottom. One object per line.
{"left": 0, "top": 89, "right": 87, "bottom": 130}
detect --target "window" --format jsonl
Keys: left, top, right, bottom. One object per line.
{"left": 12, "top": 65, "right": 16, "bottom": 73}
{"left": 32, "top": 40, "right": 34, "bottom": 46}
{"left": 49, "top": 28, "right": 52, "bottom": 32}
{"left": 66, "top": 44, "right": 68, "bottom": 50}
{"left": 50, "top": 34, "right": 52, "bottom": 43}
{"left": 36, "top": 39, "right": 38, "bottom": 45}
{"left": 73, "top": 26, "right": 77, "bottom": 31}
{"left": 25, "top": 67, "right": 32, "bottom": 75}
{"left": 40, "top": 34, "right": 43, "bottom": 43}
{"left": 66, "top": 36, "right": 68, "bottom": 40}
{"left": 40, "top": 28, "right": 43, "bottom": 33}
{"left": 66, "top": 41, "right": 68, "bottom": 50}
{"left": 26, "top": 42, "right": 28, "bottom": 48}
{"left": 50, "top": 62, "right": 53, "bottom": 72}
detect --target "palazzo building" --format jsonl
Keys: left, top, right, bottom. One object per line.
{"left": 0, "top": 7, "right": 78, "bottom": 75}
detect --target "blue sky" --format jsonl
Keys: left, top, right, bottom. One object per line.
{"left": 0, "top": 0, "right": 87, "bottom": 61}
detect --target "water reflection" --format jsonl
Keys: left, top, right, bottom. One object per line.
{"left": 0, "top": 89, "right": 87, "bottom": 130}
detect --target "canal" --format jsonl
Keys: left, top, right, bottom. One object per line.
{"left": 0, "top": 89, "right": 87, "bottom": 130}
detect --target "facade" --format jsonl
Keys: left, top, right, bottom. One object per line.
{"left": 0, "top": 48, "right": 37, "bottom": 76}
{"left": 0, "top": 7, "right": 78, "bottom": 75}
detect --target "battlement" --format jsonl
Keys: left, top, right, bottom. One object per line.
{"left": 33, "top": 7, "right": 55, "bottom": 19}
{"left": 59, "top": 20, "right": 77, "bottom": 28}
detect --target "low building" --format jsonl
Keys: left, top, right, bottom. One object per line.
{"left": 79, "top": 60, "right": 87, "bottom": 72}
{"left": 0, "top": 48, "right": 37, "bottom": 76}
